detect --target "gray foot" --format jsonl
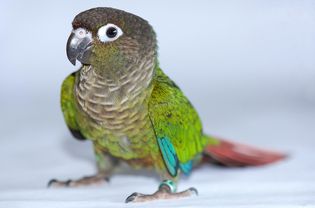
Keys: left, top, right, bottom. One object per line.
{"left": 125, "top": 184, "right": 198, "bottom": 203}
{"left": 48, "top": 173, "right": 109, "bottom": 188}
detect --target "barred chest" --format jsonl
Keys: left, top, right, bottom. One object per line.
{"left": 74, "top": 64, "right": 154, "bottom": 136}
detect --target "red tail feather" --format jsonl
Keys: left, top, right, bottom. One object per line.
{"left": 203, "top": 138, "right": 287, "bottom": 167}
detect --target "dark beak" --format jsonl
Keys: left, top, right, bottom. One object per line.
{"left": 66, "top": 32, "right": 93, "bottom": 65}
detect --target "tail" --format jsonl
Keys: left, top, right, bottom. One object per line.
{"left": 202, "top": 136, "right": 287, "bottom": 167}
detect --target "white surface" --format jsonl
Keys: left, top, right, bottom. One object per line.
{"left": 0, "top": 0, "right": 315, "bottom": 207}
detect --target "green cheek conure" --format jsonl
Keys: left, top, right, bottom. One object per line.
{"left": 49, "top": 7, "right": 286, "bottom": 203}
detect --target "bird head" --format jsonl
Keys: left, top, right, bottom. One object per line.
{"left": 66, "top": 7, "right": 157, "bottom": 73}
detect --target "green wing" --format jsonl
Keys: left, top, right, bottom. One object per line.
{"left": 61, "top": 72, "right": 86, "bottom": 141}
{"left": 148, "top": 68, "right": 208, "bottom": 176}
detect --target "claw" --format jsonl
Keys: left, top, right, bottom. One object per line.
{"left": 65, "top": 180, "right": 72, "bottom": 187}
{"left": 47, "top": 179, "right": 57, "bottom": 188}
{"left": 188, "top": 187, "right": 198, "bottom": 196}
{"left": 47, "top": 179, "right": 72, "bottom": 188}
{"left": 125, "top": 192, "right": 146, "bottom": 203}
{"left": 125, "top": 192, "right": 139, "bottom": 203}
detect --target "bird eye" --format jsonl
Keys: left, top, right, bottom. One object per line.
{"left": 98, "top": 23, "right": 123, "bottom": 43}
{"left": 106, "top": 27, "right": 118, "bottom": 38}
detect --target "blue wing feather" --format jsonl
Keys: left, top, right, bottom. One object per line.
{"left": 157, "top": 137, "right": 193, "bottom": 177}
{"left": 180, "top": 160, "right": 193, "bottom": 175}
{"left": 157, "top": 137, "right": 179, "bottom": 177}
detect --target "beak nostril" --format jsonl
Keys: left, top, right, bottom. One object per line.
{"left": 66, "top": 31, "right": 93, "bottom": 66}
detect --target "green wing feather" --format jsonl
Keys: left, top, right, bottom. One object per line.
{"left": 61, "top": 72, "right": 86, "bottom": 141}
{"left": 148, "top": 68, "right": 208, "bottom": 176}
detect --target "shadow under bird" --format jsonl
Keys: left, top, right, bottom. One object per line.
{"left": 49, "top": 7, "right": 287, "bottom": 203}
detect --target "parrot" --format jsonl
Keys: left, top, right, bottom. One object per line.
{"left": 49, "top": 7, "right": 286, "bottom": 203}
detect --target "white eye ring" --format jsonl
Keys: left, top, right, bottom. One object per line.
{"left": 97, "top": 23, "right": 123, "bottom": 43}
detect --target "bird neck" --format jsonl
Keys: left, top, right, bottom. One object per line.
{"left": 83, "top": 57, "right": 156, "bottom": 95}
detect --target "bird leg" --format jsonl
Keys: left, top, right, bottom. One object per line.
{"left": 48, "top": 149, "right": 116, "bottom": 188}
{"left": 48, "top": 171, "right": 109, "bottom": 187}
{"left": 125, "top": 180, "right": 198, "bottom": 203}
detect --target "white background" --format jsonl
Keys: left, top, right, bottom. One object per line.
{"left": 0, "top": 0, "right": 315, "bottom": 207}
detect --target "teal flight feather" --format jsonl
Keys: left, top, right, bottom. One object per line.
{"left": 180, "top": 160, "right": 193, "bottom": 175}
{"left": 157, "top": 137, "right": 179, "bottom": 177}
